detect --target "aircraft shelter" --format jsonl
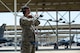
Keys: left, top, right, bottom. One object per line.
{"left": 0, "top": 0, "right": 80, "bottom": 50}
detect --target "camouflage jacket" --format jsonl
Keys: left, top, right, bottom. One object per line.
{"left": 20, "top": 17, "right": 40, "bottom": 42}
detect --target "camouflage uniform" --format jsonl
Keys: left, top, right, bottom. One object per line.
{"left": 20, "top": 17, "right": 40, "bottom": 53}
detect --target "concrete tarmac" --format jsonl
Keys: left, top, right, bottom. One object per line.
{"left": 0, "top": 46, "right": 80, "bottom": 53}
{"left": 0, "top": 50, "right": 80, "bottom": 53}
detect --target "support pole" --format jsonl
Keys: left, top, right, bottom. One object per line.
{"left": 69, "top": 11, "right": 71, "bottom": 49}
{"left": 0, "top": 0, "right": 12, "bottom": 12}
{"left": 14, "top": 0, "right": 17, "bottom": 52}
{"left": 56, "top": 11, "right": 58, "bottom": 49}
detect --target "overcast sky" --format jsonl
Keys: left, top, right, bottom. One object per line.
{"left": 0, "top": 11, "right": 80, "bottom": 26}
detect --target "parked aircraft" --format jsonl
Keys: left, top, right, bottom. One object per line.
{"left": 56, "top": 35, "right": 75, "bottom": 49}
{"left": 58, "top": 35, "right": 75, "bottom": 46}
{"left": 0, "top": 24, "right": 13, "bottom": 44}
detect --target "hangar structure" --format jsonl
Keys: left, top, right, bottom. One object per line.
{"left": 5, "top": 24, "right": 80, "bottom": 35}
{"left": 0, "top": 0, "right": 80, "bottom": 35}
{"left": 0, "top": 0, "right": 80, "bottom": 11}
{"left": 0, "top": 0, "right": 80, "bottom": 50}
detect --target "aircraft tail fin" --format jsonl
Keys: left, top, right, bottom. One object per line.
{"left": 0, "top": 24, "right": 6, "bottom": 38}
{"left": 71, "top": 34, "right": 75, "bottom": 43}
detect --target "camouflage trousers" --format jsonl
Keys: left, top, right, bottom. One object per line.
{"left": 21, "top": 41, "right": 35, "bottom": 53}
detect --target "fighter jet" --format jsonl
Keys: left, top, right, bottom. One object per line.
{"left": 0, "top": 24, "right": 12, "bottom": 44}
{"left": 58, "top": 35, "right": 75, "bottom": 46}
